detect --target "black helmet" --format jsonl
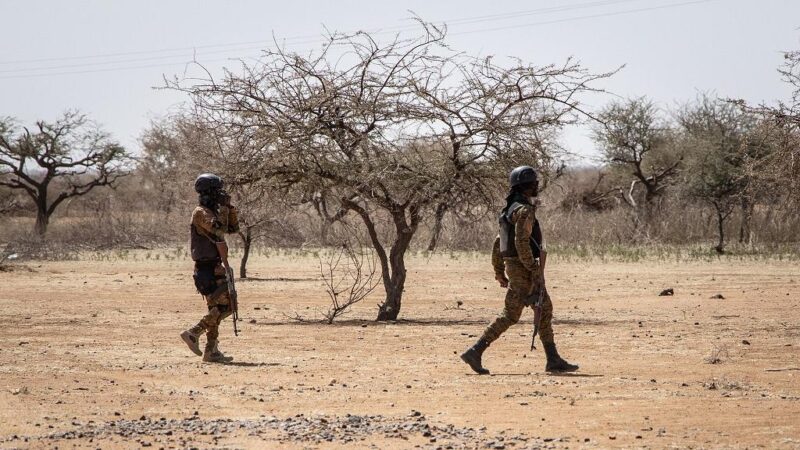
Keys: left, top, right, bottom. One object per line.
{"left": 508, "top": 166, "right": 538, "bottom": 188}
{"left": 194, "top": 173, "right": 224, "bottom": 193}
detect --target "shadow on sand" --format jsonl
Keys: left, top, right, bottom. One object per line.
{"left": 547, "top": 372, "right": 603, "bottom": 378}
{"left": 264, "top": 318, "right": 490, "bottom": 327}
{"left": 239, "top": 277, "right": 318, "bottom": 283}
{"left": 222, "top": 361, "right": 282, "bottom": 367}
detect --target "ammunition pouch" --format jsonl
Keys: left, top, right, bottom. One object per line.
{"left": 193, "top": 261, "right": 219, "bottom": 295}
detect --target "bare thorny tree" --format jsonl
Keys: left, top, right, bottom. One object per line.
{"left": 730, "top": 47, "right": 800, "bottom": 212}
{"left": 594, "top": 98, "right": 682, "bottom": 210}
{"left": 168, "top": 22, "right": 614, "bottom": 320}
{"left": 318, "top": 227, "right": 380, "bottom": 324}
{"left": 0, "top": 112, "right": 131, "bottom": 235}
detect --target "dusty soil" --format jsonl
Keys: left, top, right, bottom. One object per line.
{"left": 1, "top": 251, "right": 799, "bottom": 449}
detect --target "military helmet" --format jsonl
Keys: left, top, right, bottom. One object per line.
{"left": 194, "top": 173, "right": 224, "bottom": 193}
{"left": 508, "top": 166, "right": 538, "bottom": 188}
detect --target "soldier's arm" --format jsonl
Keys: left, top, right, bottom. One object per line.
{"left": 492, "top": 235, "right": 508, "bottom": 288}
{"left": 225, "top": 205, "right": 240, "bottom": 233}
{"left": 512, "top": 206, "right": 536, "bottom": 272}
{"left": 192, "top": 207, "right": 226, "bottom": 243}
{"left": 491, "top": 235, "right": 505, "bottom": 277}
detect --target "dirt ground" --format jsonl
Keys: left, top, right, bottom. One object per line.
{"left": 1, "top": 250, "right": 799, "bottom": 449}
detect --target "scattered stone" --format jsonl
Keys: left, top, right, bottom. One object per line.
{"left": 27, "top": 413, "right": 548, "bottom": 448}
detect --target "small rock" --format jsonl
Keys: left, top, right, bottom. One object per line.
{"left": 659, "top": 288, "right": 674, "bottom": 296}
{"left": 710, "top": 294, "right": 725, "bottom": 299}
{"left": 742, "top": 340, "right": 751, "bottom": 345}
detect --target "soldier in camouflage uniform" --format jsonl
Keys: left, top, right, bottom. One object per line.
{"left": 180, "top": 173, "right": 240, "bottom": 363}
{"left": 461, "top": 166, "right": 578, "bottom": 374}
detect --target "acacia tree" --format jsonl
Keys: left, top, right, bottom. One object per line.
{"left": 138, "top": 118, "right": 195, "bottom": 215}
{"left": 593, "top": 97, "right": 682, "bottom": 210}
{"left": 0, "top": 112, "right": 131, "bottom": 235}
{"left": 171, "top": 24, "right": 612, "bottom": 320}
{"left": 679, "top": 95, "right": 766, "bottom": 253}
{"left": 747, "top": 48, "right": 800, "bottom": 203}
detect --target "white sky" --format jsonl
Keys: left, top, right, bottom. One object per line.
{"left": 1, "top": 0, "right": 798, "bottom": 164}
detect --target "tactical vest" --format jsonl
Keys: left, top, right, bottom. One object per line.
{"left": 498, "top": 201, "right": 543, "bottom": 259}
{"left": 190, "top": 222, "right": 220, "bottom": 262}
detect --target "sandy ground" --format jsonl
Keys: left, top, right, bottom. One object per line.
{"left": 1, "top": 250, "right": 799, "bottom": 449}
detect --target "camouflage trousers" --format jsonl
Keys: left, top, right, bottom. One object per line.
{"left": 480, "top": 258, "right": 554, "bottom": 345}
{"left": 190, "top": 282, "right": 231, "bottom": 343}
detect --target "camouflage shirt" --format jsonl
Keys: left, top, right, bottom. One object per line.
{"left": 191, "top": 205, "right": 240, "bottom": 243}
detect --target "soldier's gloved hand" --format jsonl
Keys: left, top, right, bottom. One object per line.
{"left": 218, "top": 190, "right": 232, "bottom": 206}
{"left": 495, "top": 274, "right": 509, "bottom": 288}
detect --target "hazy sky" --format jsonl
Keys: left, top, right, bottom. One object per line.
{"left": 1, "top": 0, "right": 798, "bottom": 163}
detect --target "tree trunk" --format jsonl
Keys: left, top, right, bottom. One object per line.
{"left": 376, "top": 241, "right": 410, "bottom": 321}
{"left": 375, "top": 208, "right": 418, "bottom": 321}
{"left": 239, "top": 227, "right": 252, "bottom": 279}
{"left": 713, "top": 202, "right": 726, "bottom": 254}
{"left": 35, "top": 193, "right": 49, "bottom": 236}
{"left": 345, "top": 200, "right": 419, "bottom": 321}
{"left": 426, "top": 202, "right": 447, "bottom": 252}
{"left": 738, "top": 197, "right": 753, "bottom": 245}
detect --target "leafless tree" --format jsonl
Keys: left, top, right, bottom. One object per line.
{"left": 319, "top": 234, "right": 379, "bottom": 324}
{"left": 736, "top": 48, "right": 800, "bottom": 205}
{"left": 593, "top": 97, "right": 682, "bottom": 210}
{"left": 169, "top": 22, "right": 613, "bottom": 320}
{"left": 0, "top": 112, "right": 131, "bottom": 235}
{"left": 138, "top": 118, "right": 195, "bottom": 215}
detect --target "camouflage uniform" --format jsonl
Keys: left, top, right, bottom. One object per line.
{"left": 462, "top": 165, "right": 577, "bottom": 374}
{"left": 184, "top": 205, "right": 239, "bottom": 353}
{"left": 481, "top": 204, "right": 554, "bottom": 345}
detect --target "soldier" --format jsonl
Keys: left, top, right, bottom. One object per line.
{"left": 461, "top": 166, "right": 578, "bottom": 374}
{"left": 180, "top": 173, "right": 240, "bottom": 363}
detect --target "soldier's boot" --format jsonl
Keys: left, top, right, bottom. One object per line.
{"left": 544, "top": 342, "right": 579, "bottom": 372}
{"left": 211, "top": 341, "right": 234, "bottom": 363}
{"left": 460, "top": 339, "right": 490, "bottom": 375}
{"left": 203, "top": 340, "right": 233, "bottom": 363}
{"left": 180, "top": 324, "right": 204, "bottom": 356}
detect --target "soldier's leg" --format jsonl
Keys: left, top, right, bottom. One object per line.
{"left": 462, "top": 264, "right": 531, "bottom": 374}
{"left": 480, "top": 289, "right": 526, "bottom": 344}
{"left": 202, "top": 290, "right": 233, "bottom": 363}
{"left": 202, "top": 306, "right": 222, "bottom": 342}
{"left": 480, "top": 262, "right": 530, "bottom": 344}
{"left": 537, "top": 289, "right": 579, "bottom": 372}
{"left": 538, "top": 289, "right": 554, "bottom": 345}
{"left": 181, "top": 319, "right": 206, "bottom": 356}
{"left": 181, "top": 294, "right": 213, "bottom": 356}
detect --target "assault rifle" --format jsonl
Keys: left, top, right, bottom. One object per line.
{"left": 226, "top": 266, "right": 239, "bottom": 336}
{"left": 528, "top": 249, "right": 547, "bottom": 351}
{"left": 216, "top": 241, "right": 240, "bottom": 336}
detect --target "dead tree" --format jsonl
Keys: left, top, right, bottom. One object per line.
{"left": 319, "top": 235, "right": 379, "bottom": 324}
{"left": 170, "top": 22, "right": 613, "bottom": 320}
{"left": 0, "top": 112, "right": 130, "bottom": 235}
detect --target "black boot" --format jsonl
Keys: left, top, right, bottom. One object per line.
{"left": 544, "top": 342, "right": 579, "bottom": 372}
{"left": 461, "top": 339, "right": 490, "bottom": 375}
